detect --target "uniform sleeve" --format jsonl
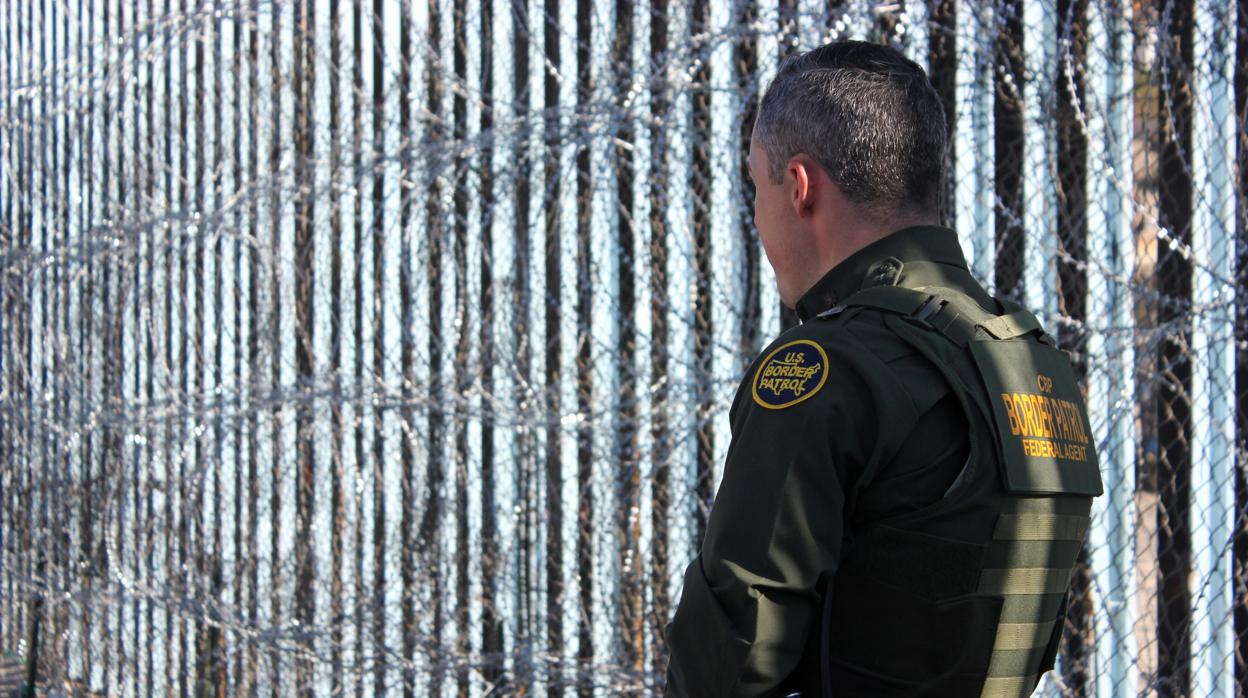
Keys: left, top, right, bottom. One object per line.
{"left": 664, "top": 378, "right": 865, "bottom": 697}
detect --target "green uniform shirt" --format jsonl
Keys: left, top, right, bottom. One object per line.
{"left": 664, "top": 226, "right": 1006, "bottom": 697}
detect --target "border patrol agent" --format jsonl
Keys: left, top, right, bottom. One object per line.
{"left": 663, "top": 41, "right": 1102, "bottom": 697}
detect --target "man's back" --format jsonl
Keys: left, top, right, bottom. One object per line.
{"left": 664, "top": 40, "right": 1101, "bottom": 697}
{"left": 664, "top": 226, "right": 1102, "bottom": 697}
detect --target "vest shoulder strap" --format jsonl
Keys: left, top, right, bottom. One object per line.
{"left": 817, "top": 285, "right": 1054, "bottom": 347}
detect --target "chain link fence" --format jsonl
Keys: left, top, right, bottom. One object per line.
{"left": 1, "top": 0, "right": 1245, "bottom": 695}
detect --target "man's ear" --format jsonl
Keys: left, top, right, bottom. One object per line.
{"left": 788, "top": 156, "right": 815, "bottom": 218}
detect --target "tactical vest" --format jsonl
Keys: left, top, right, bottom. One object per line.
{"left": 811, "top": 283, "right": 1102, "bottom": 698}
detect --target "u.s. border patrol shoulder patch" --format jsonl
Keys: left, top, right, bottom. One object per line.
{"left": 751, "top": 339, "right": 829, "bottom": 410}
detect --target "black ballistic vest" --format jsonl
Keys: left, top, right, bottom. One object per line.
{"left": 811, "top": 283, "right": 1103, "bottom": 698}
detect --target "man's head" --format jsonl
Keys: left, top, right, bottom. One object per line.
{"left": 747, "top": 40, "right": 947, "bottom": 306}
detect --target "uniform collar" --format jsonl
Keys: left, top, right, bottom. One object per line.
{"left": 793, "top": 225, "right": 972, "bottom": 322}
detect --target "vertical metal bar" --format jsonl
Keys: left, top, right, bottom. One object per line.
{"left": 478, "top": 0, "right": 506, "bottom": 688}
{"left": 573, "top": 0, "right": 596, "bottom": 693}
{"left": 368, "top": 0, "right": 391, "bottom": 692}
{"left": 165, "top": 0, "right": 184, "bottom": 689}
{"left": 244, "top": 0, "right": 264, "bottom": 690}
{"left": 137, "top": 0, "right": 158, "bottom": 691}
{"left": 205, "top": 0, "right": 227, "bottom": 690}
{"left": 213, "top": 1, "right": 232, "bottom": 688}
{"left": 118, "top": 0, "right": 135, "bottom": 685}
{"left": 395, "top": 0, "right": 416, "bottom": 689}
{"left": 464, "top": 5, "right": 486, "bottom": 691}
{"left": 996, "top": 47, "right": 1096, "bottom": 683}
{"left": 418, "top": 0, "right": 446, "bottom": 691}
{"left": 27, "top": 0, "right": 48, "bottom": 690}
{"left": 735, "top": 1, "right": 761, "bottom": 360}
{"left": 99, "top": 0, "right": 118, "bottom": 688}
{"left": 218, "top": 6, "right": 232, "bottom": 673}
{"left": 0, "top": 0, "right": 6, "bottom": 653}
{"left": 382, "top": 1, "right": 407, "bottom": 690}
{"left": 58, "top": 0, "right": 75, "bottom": 680}
{"left": 664, "top": 0, "right": 697, "bottom": 619}
{"left": 690, "top": 0, "right": 714, "bottom": 551}
{"left": 309, "top": 2, "right": 334, "bottom": 691}
{"left": 1, "top": 0, "right": 12, "bottom": 657}
{"left": 558, "top": 0, "right": 580, "bottom": 684}
{"left": 223, "top": 2, "right": 246, "bottom": 692}
{"left": 797, "top": 0, "right": 821, "bottom": 48}
{"left": 707, "top": 0, "right": 735, "bottom": 501}
{"left": 83, "top": 0, "right": 100, "bottom": 687}
{"left": 751, "top": 2, "right": 777, "bottom": 338}
{"left": 509, "top": 0, "right": 536, "bottom": 690}
{"left": 348, "top": 2, "right": 369, "bottom": 693}
{"left": 327, "top": 0, "right": 356, "bottom": 686}
{"left": 53, "top": 0, "right": 72, "bottom": 674}
{"left": 452, "top": 0, "right": 474, "bottom": 692}
{"left": 184, "top": 0, "right": 201, "bottom": 690}
{"left": 155, "top": 0, "right": 171, "bottom": 688}
{"left": 994, "top": 0, "right": 1026, "bottom": 301}
{"left": 541, "top": 0, "right": 564, "bottom": 688}
{"left": 323, "top": 0, "right": 347, "bottom": 690}
{"left": 283, "top": 1, "right": 302, "bottom": 688}
{"left": 42, "top": 0, "right": 60, "bottom": 684}
{"left": 954, "top": 0, "right": 994, "bottom": 287}
{"left": 646, "top": 0, "right": 673, "bottom": 681}
{"left": 927, "top": 0, "right": 956, "bottom": 228}
{"left": 49, "top": 0, "right": 68, "bottom": 685}
{"left": 15, "top": 0, "right": 33, "bottom": 680}
{"left": 35, "top": 0, "right": 54, "bottom": 675}
{"left": 610, "top": 0, "right": 644, "bottom": 683}
{"left": 1234, "top": 1, "right": 1248, "bottom": 694}
{"left": 293, "top": 0, "right": 317, "bottom": 692}
{"left": 1021, "top": 0, "right": 1059, "bottom": 318}
{"left": 1156, "top": 0, "right": 1195, "bottom": 692}
{"left": 775, "top": 0, "right": 799, "bottom": 331}
{"left": 126, "top": 0, "right": 145, "bottom": 690}
{"left": 1191, "top": 1, "right": 1236, "bottom": 695}
{"left": 489, "top": 0, "right": 523, "bottom": 685}
{"left": 70, "top": 0, "right": 89, "bottom": 683}
{"left": 266, "top": 0, "right": 287, "bottom": 689}
{"left": 61, "top": 0, "right": 80, "bottom": 683}
{"left": 900, "top": 0, "right": 929, "bottom": 67}
{"left": 1056, "top": 0, "right": 1099, "bottom": 689}
{"left": 189, "top": 0, "right": 210, "bottom": 686}
{"left": 1085, "top": 0, "right": 1139, "bottom": 695}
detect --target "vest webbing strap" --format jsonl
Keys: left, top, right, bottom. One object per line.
{"left": 998, "top": 593, "right": 1065, "bottom": 623}
{"left": 992, "top": 540, "right": 1084, "bottom": 569}
{"left": 823, "top": 285, "right": 932, "bottom": 318}
{"left": 980, "top": 674, "right": 1038, "bottom": 698}
{"left": 823, "top": 285, "right": 1050, "bottom": 347}
{"left": 979, "top": 567, "right": 1072, "bottom": 596}
{"left": 987, "top": 648, "right": 1042, "bottom": 677}
{"left": 993, "top": 514, "right": 1090, "bottom": 542}
{"left": 992, "top": 620, "right": 1057, "bottom": 651}
{"left": 978, "top": 309, "right": 1044, "bottom": 340}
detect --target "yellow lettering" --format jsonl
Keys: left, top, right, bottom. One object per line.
{"left": 1001, "top": 394, "right": 1023, "bottom": 436}
{"left": 1023, "top": 395, "right": 1042, "bottom": 437}
{"left": 1065, "top": 401, "right": 1088, "bottom": 444}
{"left": 1005, "top": 390, "right": 1092, "bottom": 461}
{"left": 1051, "top": 399, "right": 1067, "bottom": 441}
{"left": 1020, "top": 437, "right": 1088, "bottom": 462}
{"left": 1012, "top": 394, "right": 1029, "bottom": 436}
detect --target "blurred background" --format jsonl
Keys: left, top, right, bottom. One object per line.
{"left": 0, "top": 0, "right": 1244, "bottom": 695}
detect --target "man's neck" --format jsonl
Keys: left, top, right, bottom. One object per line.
{"left": 804, "top": 214, "right": 937, "bottom": 297}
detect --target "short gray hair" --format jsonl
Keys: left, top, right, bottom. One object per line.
{"left": 753, "top": 40, "right": 947, "bottom": 220}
